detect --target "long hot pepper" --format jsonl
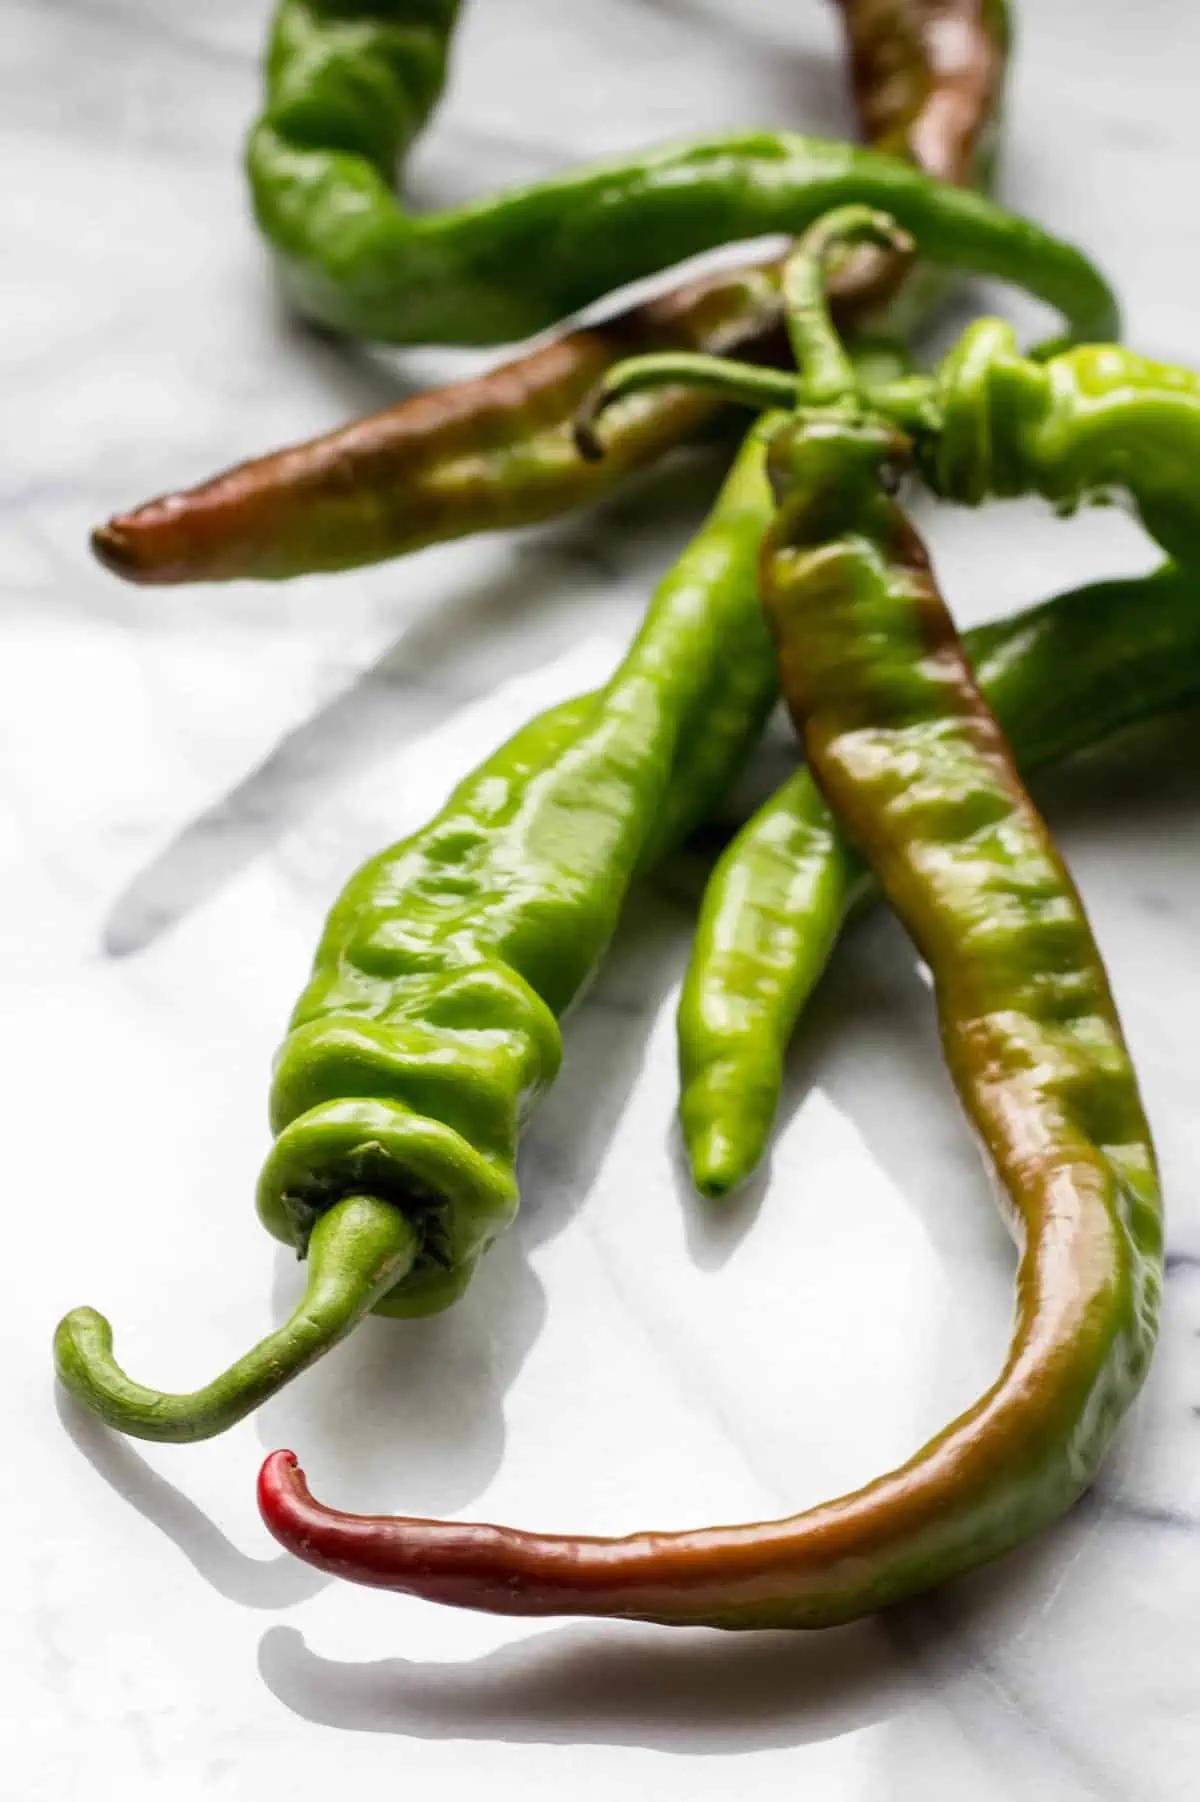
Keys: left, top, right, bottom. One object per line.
{"left": 256, "top": 213, "right": 1162, "bottom": 1630}
{"left": 93, "top": 1, "right": 1018, "bottom": 584}
{"left": 54, "top": 422, "right": 780, "bottom": 1441}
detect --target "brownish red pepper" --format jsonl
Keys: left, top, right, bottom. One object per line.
{"left": 90, "top": 0, "right": 1007, "bottom": 585}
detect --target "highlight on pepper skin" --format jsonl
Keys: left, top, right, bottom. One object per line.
{"left": 250, "top": 215, "right": 1162, "bottom": 1633}
{"left": 677, "top": 563, "right": 1200, "bottom": 1199}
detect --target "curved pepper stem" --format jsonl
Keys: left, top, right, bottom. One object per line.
{"left": 574, "top": 207, "right": 929, "bottom": 458}
{"left": 54, "top": 1196, "right": 419, "bottom": 1443}
{"left": 573, "top": 356, "right": 804, "bottom": 461}
{"left": 779, "top": 205, "right": 912, "bottom": 402}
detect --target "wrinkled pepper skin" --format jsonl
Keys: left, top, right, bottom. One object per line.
{"left": 259, "top": 419, "right": 778, "bottom": 1319}
{"left": 258, "top": 697, "right": 584, "bottom": 1320}
{"left": 54, "top": 426, "right": 778, "bottom": 1440}
{"left": 247, "top": 7, "right": 1111, "bottom": 350}
{"left": 924, "top": 318, "right": 1200, "bottom": 562}
{"left": 257, "top": 224, "right": 1161, "bottom": 1630}
{"left": 681, "top": 560, "right": 1200, "bottom": 1195}
{"left": 93, "top": 0, "right": 1009, "bottom": 586}
{"left": 91, "top": 266, "right": 786, "bottom": 585}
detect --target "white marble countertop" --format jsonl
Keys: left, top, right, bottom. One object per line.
{"left": 7, "top": 2, "right": 1200, "bottom": 1796}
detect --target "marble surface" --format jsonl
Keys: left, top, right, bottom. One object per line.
{"left": 6, "top": 2, "right": 1200, "bottom": 1796}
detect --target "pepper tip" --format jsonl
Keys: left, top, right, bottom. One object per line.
{"left": 571, "top": 405, "right": 607, "bottom": 464}
{"left": 258, "top": 1449, "right": 303, "bottom": 1516}
{"left": 258, "top": 1450, "right": 326, "bottom": 1557}
{"left": 90, "top": 520, "right": 130, "bottom": 574}
{"left": 91, "top": 518, "right": 162, "bottom": 584}
{"left": 54, "top": 1304, "right": 114, "bottom": 1380}
{"left": 687, "top": 1127, "right": 755, "bottom": 1201}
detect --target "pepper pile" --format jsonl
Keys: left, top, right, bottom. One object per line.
{"left": 57, "top": 1, "right": 1200, "bottom": 1636}
{"left": 92, "top": 0, "right": 1014, "bottom": 584}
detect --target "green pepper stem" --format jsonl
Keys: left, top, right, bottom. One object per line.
{"left": 53, "top": 1196, "right": 420, "bottom": 1443}
{"left": 573, "top": 355, "right": 803, "bottom": 461}
{"left": 574, "top": 208, "right": 924, "bottom": 458}
{"left": 780, "top": 206, "right": 912, "bottom": 400}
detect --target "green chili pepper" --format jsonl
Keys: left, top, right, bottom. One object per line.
{"left": 96, "top": 0, "right": 1009, "bottom": 586}
{"left": 248, "top": 3, "right": 1112, "bottom": 348}
{"left": 680, "top": 561, "right": 1200, "bottom": 1196}
{"left": 921, "top": 319, "right": 1200, "bottom": 562}
{"left": 54, "top": 422, "right": 779, "bottom": 1443}
{"left": 256, "top": 211, "right": 1161, "bottom": 1630}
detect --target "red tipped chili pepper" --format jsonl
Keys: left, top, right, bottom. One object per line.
{"left": 256, "top": 210, "right": 1161, "bottom": 1631}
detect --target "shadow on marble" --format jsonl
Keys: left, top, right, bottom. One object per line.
{"left": 100, "top": 448, "right": 728, "bottom": 960}
{"left": 251, "top": 884, "right": 686, "bottom": 1511}
{"left": 673, "top": 1134, "right": 775, "bottom": 1272}
{"left": 630, "top": 0, "right": 849, "bottom": 130}
{"left": 517, "top": 884, "right": 687, "bottom": 1255}
{"left": 1027, "top": 703, "right": 1200, "bottom": 838}
{"left": 263, "top": 305, "right": 433, "bottom": 429}
{"left": 256, "top": 1614, "right": 905, "bottom": 1752}
{"left": 252, "top": 1232, "right": 542, "bottom": 1518}
{"left": 98, "top": 556, "right": 585, "bottom": 959}
{"left": 54, "top": 1387, "right": 325, "bottom": 1610}
{"left": 879, "top": 1468, "right": 1200, "bottom": 1799}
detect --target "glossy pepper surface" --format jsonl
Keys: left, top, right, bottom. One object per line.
{"left": 94, "top": 0, "right": 1009, "bottom": 585}
{"left": 54, "top": 423, "right": 779, "bottom": 1442}
{"left": 247, "top": 6, "right": 1112, "bottom": 348}
{"left": 921, "top": 319, "right": 1200, "bottom": 562}
{"left": 837, "top": 0, "right": 1009, "bottom": 331}
{"left": 257, "top": 214, "right": 1161, "bottom": 1629}
{"left": 681, "top": 561, "right": 1200, "bottom": 1195}
{"left": 575, "top": 223, "right": 1200, "bottom": 1191}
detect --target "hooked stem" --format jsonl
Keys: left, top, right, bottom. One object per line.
{"left": 53, "top": 1195, "right": 420, "bottom": 1442}
{"left": 573, "top": 355, "right": 803, "bottom": 460}
{"left": 574, "top": 207, "right": 928, "bottom": 458}
{"left": 780, "top": 205, "right": 913, "bottom": 403}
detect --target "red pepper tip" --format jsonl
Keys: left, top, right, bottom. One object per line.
{"left": 258, "top": 1448, "right": 304, "bottom": 1526}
